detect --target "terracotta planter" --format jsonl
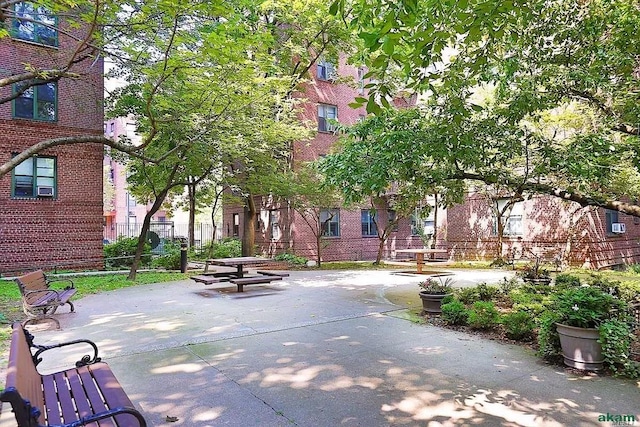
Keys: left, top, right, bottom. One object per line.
{"left": 419, "top": 292, "right": 452, "bottom": 314}
{"left": 555, "top": 323, "right": 604, "bottom": 371}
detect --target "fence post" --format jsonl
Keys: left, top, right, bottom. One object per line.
{"left": 180, "top": 242, "right": 188, "bottom": 273}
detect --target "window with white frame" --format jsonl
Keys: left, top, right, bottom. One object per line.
{"left": 320, "top": 209, "right": 340, "bottom": 237}
{"left": 605, "top": 209, "right": 619, "bottom": 234}
{"left": 12, "top": 155, "right": 56, "bottom": 198}
{"left": 361, "top": 209, "right": 377, "bottom": 237}
{"left": 318, "top": 104, "right": 337, "bottom": 132}
{"left": 493, "top": 199, "right": 524, "bottom": 236}
{"left": 411, "top": 207, "right": 435, "bottom": 236}
{"left": 12, "top": 2, "right": 58, "bottom": 46}
{"left": 232, "top": 213, "right": 240, "bottom": 236}
{"left": 317, "top": 59, "right": 336, "bottom": 81}
{"left": 270, "top": 210, "right": 281, "bottom": 240}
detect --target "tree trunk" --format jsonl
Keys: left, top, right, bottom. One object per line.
{"left": 128, "top": 188, "right": 170, "bottom": 280}
{"left": 316, "top": 232, "right": 323, "bottom": 267}
{"left": 188, "top": 180, "right": 196, "bottom": 248}
{"left": 431, "top": 194, "right": 439, "bottom": 249}
{"left": 241, "top": 194, "right": 257, "bottom": 256}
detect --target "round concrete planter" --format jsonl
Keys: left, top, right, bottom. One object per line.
{"left": 419, "top": 292, "right": 452, "bottom": 314}
{"left": 555, "top": 323, "right": 604, "bottom": 371}
{"left": 523, "top": 277, "right": 552, "bottom": 286}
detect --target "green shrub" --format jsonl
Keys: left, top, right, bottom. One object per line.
{"left": 501, "top": 310, "right": 535, "bottom": 341}
{"left": 456, "top": 287, "right": 479, "bottom": 305}
{"left": 599, "top": 319, "right": 640, "bottom": 378}
{"left": 627, "top": 263, "right": 640, "bottom": 275}
{"left": 476, "top": 283, "right": 500, "bottom": 301}
{"left": 274, "top": 252, "right": 308, "bottom": 266}
{"left": 536, "top": 311, "right": 562, "bottom": 359}
{"left": 468, "top": 301, "right": 500, "bottom": 330}
{"left": 152, "top": 242, "right": 181, "bottom": 270}
{"left": 104, "top": 237, "right": 151, "bottom": 268}
{"left": 441, "top": 300, "right": 469, "bottom": 326}
{"left": 498, "top": 277, "right": 520, "bottom": 295}
{"left": 209, "top": 238, "right": 242, "bottom": 258}
{"left": 554, "top": 273, "right": 581, "bottom": 288}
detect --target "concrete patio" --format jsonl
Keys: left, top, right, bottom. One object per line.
{"left": 1, "top": 268, "right": 638, "bottom": 426}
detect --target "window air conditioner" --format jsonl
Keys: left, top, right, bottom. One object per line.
{"left": 37, "top": 186, "right": 54, "bottom": 197}
{"left": 612, "top": 223, "right": 626, "bottom": 233}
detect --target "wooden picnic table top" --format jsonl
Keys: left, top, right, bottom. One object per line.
{"left": 206, "top": 257, "right": 273, "bottom": 267}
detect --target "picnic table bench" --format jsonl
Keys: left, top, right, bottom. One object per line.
{"left": 193, "top": 258, "right": 290, "bottom": 292}
{"left": 15, "top": 270, "right": 76, "bottom": 328}
{"left": 1, "top": 323, "right": 147, "bottom": 427}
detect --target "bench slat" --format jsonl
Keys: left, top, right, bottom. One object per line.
{"left": 89, "top": 364, "right": 138, "bottom": 427}
{"left": 55, "top": 371, "right": 80, "bottom": 425}
{"left": 230, "top": 276, "right": 282, "bottom": 285}
{"left": 79, "top": 366, "right": 117, "bottom": 427}
{"left": 256, "top": 270, "right": 290, "bottom": 277}
{"left": 66, "top": 368, "right": 95, "bottom": 422}
{"left": 42, "top": 374, "right": 62, "bottom": 425}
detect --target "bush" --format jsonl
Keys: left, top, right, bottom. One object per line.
{"left": 468, "top": 301, "right": 500, "bottom": 330}
{"left": 456, "top": 287, "right": 479, "bottom": 305}
{"left": 476, "top": 283, "right": 500, "bottom": 301}
{"left": 501, "top": 310, "right": 535, "bottom": 341}
{"left": 274, "top": 252, "right": 308, "bottom": 266}
{"left": 152, "top": 242, "right": 181, "bottom": 270}
{"left": 209, "top": 238, "right": 242, "bottom": 258}
{"left": 554, "top": 273, "right": 581, "bottom": 288}
{"left": 441, "top": 300, "right": 469, "bottom": 326}
{"left": 536, "top": 311, "right": 562, "bottom": 359}
{"left": 104, "top": 237, "right": 151, "bottom": 268}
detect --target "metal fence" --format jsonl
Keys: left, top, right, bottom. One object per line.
{"left": 104, "top": 222, "right": 221, "bottom": 253}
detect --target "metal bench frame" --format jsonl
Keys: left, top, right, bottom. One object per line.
{"left": 15, "top": 270, "right": 76, "bottom": 328}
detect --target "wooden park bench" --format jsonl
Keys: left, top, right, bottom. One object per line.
{"left": 1, "top": 323, "right": 147, "bottom": 427}
{"left": 15, "top": 270, "right": 77, "bottom": 328}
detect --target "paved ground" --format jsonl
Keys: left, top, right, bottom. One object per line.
{"left": 2, "top": 268, "right": 638, "bottom": 426}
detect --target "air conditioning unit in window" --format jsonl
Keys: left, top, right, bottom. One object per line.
{"left": 612, "top": 223, "right": 626, "bottom": 233}
{"left": 37, "top": 186, "right": 54, "bottom": 197}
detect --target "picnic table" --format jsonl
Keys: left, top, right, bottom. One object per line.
{"left": 395, "top": 248, "right": 449, "bottom": 274}
{"left": 192, "top": 257, "right": 289, "bottom": 292}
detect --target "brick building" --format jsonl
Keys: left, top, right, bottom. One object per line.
{"left": 443, "top": 193, "right": 640, "bottom": 270}
{"left": 222, "top": 54, "right": 639, "bottom": 268}
{"left": 222, "top": 57, "right": 424, "bottom": 262}
{"left": 0, "top": 4, "right": 104, "bottom": 274}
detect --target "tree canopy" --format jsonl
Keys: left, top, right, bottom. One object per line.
{"left": 322, "top": 0, "right": 640, "bottom": 216}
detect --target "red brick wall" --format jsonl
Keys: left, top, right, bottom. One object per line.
{"left": 0, "top": 19, "right": 104, "bottom": 275}
{"left": 445, "top": 193, "right": 640, "bottom": 269}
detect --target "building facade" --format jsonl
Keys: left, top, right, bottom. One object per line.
{"left": 0, "top": 4, "right": 104, "bottom": 274}
{"left": 222, "top": 57, "right": 424, "bottom": 262}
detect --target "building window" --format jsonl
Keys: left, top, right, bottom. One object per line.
{"left": 12, "top": 155, "right": 56, "bottom": 198}
{"left": 13, "top": 82, "right": 57, "bottom": 121}
{"left": 492, "top": 199, "right": 524, "bottom": 236}
{"left": 318, "top": 104, "right": 337, "bottom": 133}
{"left": 233, "top": 213, "right": 240, "bottom": 236}
{"left": 270, "top": 210, "right": 281, "bottom": 240}
{"left": 317, "top": 59, "right": 336, "bottom": 81}
{"left": 361, "top": 209, "right": 377, "bottom": 237}
{"left": 387, "top": 209, "right": 398, "bottom": 232}
{"left": 358, "top": 67, "right": 366, "bottom": 94}
{"left": 12, "top": 2, "right": 58, "bottom": 46}
{"left": 605, "top": 209, "right": 619, "bottom": 234}
{"left": 320, "top": 209, "right": 340, "bottom": 237}
{"left": 411, "top": 207, "right": 435, "bottom": 236}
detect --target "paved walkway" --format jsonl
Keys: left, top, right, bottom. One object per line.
{"left": 3, "top": 269, "right": 638, "bottom": 426}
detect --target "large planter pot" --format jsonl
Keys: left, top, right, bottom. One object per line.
{"left": 419, "top": 292, "right": 452, "bottom": 314}
{"left": 555, "top": 323, "right": 604, "bottom": 371}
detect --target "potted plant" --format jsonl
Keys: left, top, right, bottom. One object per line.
{"left": 518, "top": 254, "right": 551, "bottom": 285}
{"left": 539, "top": 286, "right": 629, "bottom": 371}
{"left": 418, "top": 276, "right": 455, "bottom": 314}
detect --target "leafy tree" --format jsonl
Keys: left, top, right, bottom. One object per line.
{"left": 272, "top": 163, "right": 343, "bottom": 267}
{"left": 0, "top": 0, "right": 175, "bottom": 177}
{"left": 327, "top": 0, "right": 640, "bottom": 217}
